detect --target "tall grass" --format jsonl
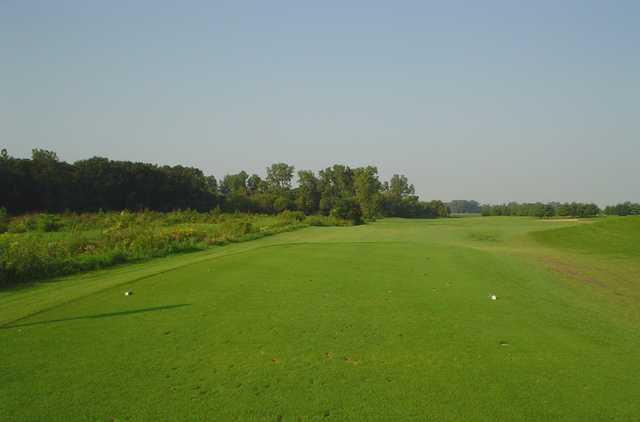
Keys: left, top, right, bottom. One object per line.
{"left": 0, "top": 210, "right": 350, "bottom": 286}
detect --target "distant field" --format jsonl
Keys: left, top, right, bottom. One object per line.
{"left": 1, "top": 216, "right": 639, "bottom": 421}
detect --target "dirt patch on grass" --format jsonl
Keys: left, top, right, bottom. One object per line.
{"left": 468, "top": 231, "right": 501, "bottom": 242}
{"left": 541, "top": 256, "right": 606, "bottom": 288}
{"left": 540, "top": 219, "right": 594, "bottom": 223}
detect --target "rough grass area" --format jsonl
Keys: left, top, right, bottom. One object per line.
{"left": 0, "top": 211, "right": 350, "bottom": 286}
{"left": 1, "top": 217, "right": 639, "bottom": 421}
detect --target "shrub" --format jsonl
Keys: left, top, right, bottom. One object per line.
{"left": 37, "top": 214, "right": 62, "bottom": 232}
{"left": 273, "top": 196, "right": 292, "bottom": 213}
{"left": 305, "top": 214, "right": 354, "bottom": 227}
{"left": 330, "top": 198, "right": 363, "bottom": 225}
{"left": 278, "top": 210, "right": 305, "bottom": 225}
{"left": 218, "top": 219, "right": 255, "bottom": 240}
{"left": 209, "top": 206, "right": 222, "bottom": 222}
{"left": 306, "top": 215, "right": 333, "bottom": 226}
{"left": 8, "top": 215, "right": 37, "bottom": 233}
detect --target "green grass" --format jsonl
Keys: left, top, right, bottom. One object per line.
{"left": 1, "top": 217, "right": 639, "bottom": 421}
{"left": 531, "top": 216, "right": 640, "bottom": 257}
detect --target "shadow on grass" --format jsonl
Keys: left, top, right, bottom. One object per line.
{"left": 1, "top": 304, "right": 190, "bottom": 329}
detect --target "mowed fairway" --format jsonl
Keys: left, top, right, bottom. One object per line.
{"left": 2, "top": 217, "right": 640, "bottom": 421}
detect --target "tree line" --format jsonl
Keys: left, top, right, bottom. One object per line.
{"left": 480, "top": 202, "right": 601, "bottom": 218}
{"left": 447, "top": 200, "right": 481, "bottom": 214}
{"left": 480, "top": 201, "right": 640, "bottom": 218}
{"left": 0, "top": 149, "right": 449, "bottom": 221}
{"left": 603, "top": 202, "right": 640, "bottom": 216}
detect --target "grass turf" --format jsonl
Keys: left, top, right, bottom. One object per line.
{"left": 1, "top": 217, "right": 639, "bottom": 421}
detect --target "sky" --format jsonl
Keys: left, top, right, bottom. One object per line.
{"left": 1, "top": 1, "right": 638, "bottom": 205}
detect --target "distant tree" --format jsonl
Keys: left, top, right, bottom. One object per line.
{"left": 206, "top": 175, "right": 218, "bottom": 193}
{"left": 246, "top": 174, "right": 264, "bottom": 195}
{"left": 353, "top": 166, "right": 381, "bottom": 219}
{"left": 448, "top": 200, "right": 480, "bottom": 214}
{"left": 380, "top": 174, "right": 416, "bottom": 217}
{"left": 330, "top": 197, "right": 363, "bottom": 225}
{"left": 480, "top": 202, "right": 600, "bottom": 218}
{"left": 251, "top": 192, "right": 276, "bottom": 214}
{"left": 426, "top": 200, "right": 450, "bottom": 218}
{"left": 273, "top": 195, "right": 293, "bottom": 213}
{"left": 295, "top": 170, "right": 320, "bottom": 214}
{"left": 220, "top": 171, "right": 249, "bottom": 196}
{"left": 388, "top": 174, "right": 415, "bottom": 197}
{"left": 31, "top": 149, "right": 59, "bottom": 162}
{"left": 557, "top": 203, "right": 572, "bottom": 217}
{"left": 30, "top": 148, "right": 73, "bottom": 212}
{"left": 605, "top": 202, "right": 640, "bottom": 216}
{"left": 266, "top": 163, "right": 294, "bottom": 192}
{"left": 318, "top": 165, "right": 354, "bottom": 215}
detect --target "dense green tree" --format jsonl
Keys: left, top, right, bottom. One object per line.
{"left": 353, "top": 166, "right": 381, "bottom": 219}
{"left": 295, "top": 170, "right": 320, "bottom": 214}
{"left": 220, "top": 171, "right": 248, "bottom": 195}
{"left": 251, "top": 192, "right": 276, "bottom": 214}
{"left": 330, "top": 197, "right": 363, "bottom": 225}
{"left": 29, "top": 149, "right": 74, "bottom": 212}
{"left": 426, "top": 200, "right": 450, "bottom": 218}
{"left": 206, "top": 175, "right": 218, "bottom": 193}
{"left": 273, "top": 195, "right": 293, "bottom": 213}
{"left": 317, "top": 165, "right": 355, "bottom": 215}
{"left": 388, "top": 174, "right": 415, "bottom": 197}
{"left": 379, "top": 174, "right": 418, "bottom": 217}
{"left": 247, "top": 174, "right": 265, "bottom": 195}
{"left": 448, "top": 200, "right": 480, "bottom": 214}
{"left": 266, "top": 163, "right": 294, "bottom": 192}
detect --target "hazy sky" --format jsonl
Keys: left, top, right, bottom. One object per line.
{"left": 1, "top": 1, "right": 638, "bottom": 205}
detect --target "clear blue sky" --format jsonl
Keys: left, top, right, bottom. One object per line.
{"left": 1, "top": 1, "right": 638, "bottom": 205}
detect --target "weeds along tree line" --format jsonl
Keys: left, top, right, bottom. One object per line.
{"left": 0, "top": 209, "right": 347, "bottom": 285}
{"left": 0, "top": 148, "right": 450, "bottom": 285}
{"left": 0, "top": 149, "right": 449, "bottom": 222}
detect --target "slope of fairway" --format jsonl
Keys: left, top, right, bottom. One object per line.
{"left": 531, "top": 216, "right": 640, "bottom": 257}
{"left": 529, "top": 216, "right": 640, "bottom": 325}
{"left": 1, "top": 218, "right": 639, "bottom": 421}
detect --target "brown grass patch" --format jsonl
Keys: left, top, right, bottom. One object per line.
{"left": 541, "top": 256, "right": 606, "bottom": 288}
